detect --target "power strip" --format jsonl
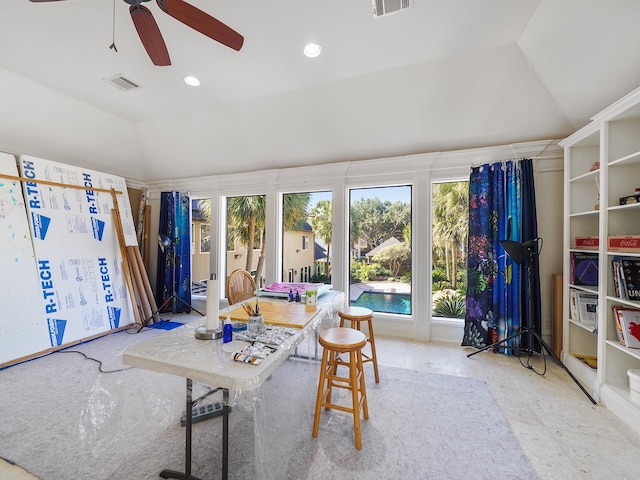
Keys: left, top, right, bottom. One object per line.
{"left": 180, "top": 402, "right": 227, "bottom": 426}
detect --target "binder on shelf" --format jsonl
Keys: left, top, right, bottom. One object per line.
{"left": 570, "top": 252, "right": 598, "bottom": 286}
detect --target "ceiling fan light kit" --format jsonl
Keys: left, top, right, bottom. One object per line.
{"left": 30, "top": 0, "right": 244, "bottom": 66}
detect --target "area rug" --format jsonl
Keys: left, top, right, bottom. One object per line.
{"left": 0, "top": 331, "right": 539, "bottom": 480}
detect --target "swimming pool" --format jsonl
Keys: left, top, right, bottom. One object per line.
{"left": 351, "top": 291, "right": 411, "bottom": 315}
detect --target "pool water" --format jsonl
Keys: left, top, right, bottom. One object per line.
{"left": 352, "top": 291, "right": 411, "bottom": 315}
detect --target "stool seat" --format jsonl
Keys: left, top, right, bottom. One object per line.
{"left": 313, "top": 327, "right": 369, "bottom": 449}
{"left": 318, "top": 326, "right": 366, "bottom": 350}
{"left": 339, "top": 307, "right": 379, "bottom": 383}
{"left": 338, "top": 306, "right": 374, "bottom": 320}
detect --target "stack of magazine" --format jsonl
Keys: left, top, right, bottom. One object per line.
{"left": 569, "top": 288, "right": 598, "bottom": 332}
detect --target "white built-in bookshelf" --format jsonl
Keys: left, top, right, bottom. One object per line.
{"left": 561, "top": 86, "right": 640, "bottom": 436}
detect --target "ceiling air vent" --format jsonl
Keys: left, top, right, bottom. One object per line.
{"left": 103, "top": 74, "right": 141, "bottom": 92}
{"left": 372, "top": 0, "right": 411, "bottom": 18}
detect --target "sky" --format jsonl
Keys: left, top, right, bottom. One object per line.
{"left": 309, "top": 185, "right": 411, "bottom": 206}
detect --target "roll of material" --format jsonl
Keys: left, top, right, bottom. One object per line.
{"left": 206, "top": 278, "right": 219, "bottom": 331}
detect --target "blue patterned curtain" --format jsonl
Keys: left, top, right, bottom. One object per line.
{"left": 156, "top": 191, "right": 192, "bottom": 313}
{"left": 462, "top": 159, "right": 539, "bottom": 354}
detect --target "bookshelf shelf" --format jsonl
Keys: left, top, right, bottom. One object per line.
{"left": 561, "top": 86, "right": 640, "bottom": 436}
{"left": 568, "top": 318, "right": 597, "bottom": 333}
{"left": 606, "top": 340, "right": 640, "bottom": 362}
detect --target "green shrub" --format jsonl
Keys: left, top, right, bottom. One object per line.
{"left": 350, "top": 260, "right": 369, "bottom": 283}
{"left": 433, "top": 293, "right": 466, "bottom": 318}
{"left": 432, "top": 280, "right": 451, "bottom": 291}
{"left": 367, "top": 263, "right": 392, "bottom": 279}
{"left": 432, "top": 267, "right": 448, "bottom": 283}
{"left": 311, "top": 273, "right": 331, "bottom": 284}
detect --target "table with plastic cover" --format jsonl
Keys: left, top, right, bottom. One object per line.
{"left": 122, "top": 289, "right": 345, "bottom": 480}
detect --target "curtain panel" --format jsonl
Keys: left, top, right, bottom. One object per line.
{"left": 156, "top": 191, "right": 192, "bottom": 313}
{"left": 462, "top": 159, "right": 540, "bottom": 353}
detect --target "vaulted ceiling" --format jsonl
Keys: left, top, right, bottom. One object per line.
{"left": 0, "top": 0, "right": 639, "bottom": 182}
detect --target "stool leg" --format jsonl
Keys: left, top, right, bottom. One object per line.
{"left": 312, "top": 348, "right": 329, "bottom": 438}
{"left": 349, "top": 350, "right": 363, "bottom": 450}
{"left": 367, "top": 318, "right": 380, "bottom": 383}
{"left": 325, "top": 350, "right": 339, "bottom": 407}
{"left": 357, "top": 348, "right": 368, "bottom": 420}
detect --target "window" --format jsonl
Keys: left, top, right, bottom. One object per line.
{"left": 226, "top": 194, "right": 266, "bottom": 288}
{"left": 199, "top": 224, "right": 210, "bottom": 253}
{"left": 431, "top": 181, "right": 469, "bottom": 319}
{"left": 191, "top": 197, "right": 211, "bottom": 285}
{"left": 282, "top": 191, "right": 332, "bottom": 284}
{"left": 349, "top": 185, "right": 411, "bottom": 315}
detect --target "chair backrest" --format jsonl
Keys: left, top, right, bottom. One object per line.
{"left": 226, "top": 269, "right": 257, "bottom": 305}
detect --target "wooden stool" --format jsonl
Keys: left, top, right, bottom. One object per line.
{"left": 339, "top": 306, "right": 379, "bottom": 383}
{"left": 312, "top": 327, "right": 369, "bottom": 449}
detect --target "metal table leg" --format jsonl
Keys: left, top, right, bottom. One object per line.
{"left": 160, "top": 378, "right": 202, "bottom": 480}
{"left": 159, "top": 380, "right": 230, "bottom": 480}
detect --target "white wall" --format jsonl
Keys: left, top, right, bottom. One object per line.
{"left": 143, "top": 140, "right": 564, "bottom": 345}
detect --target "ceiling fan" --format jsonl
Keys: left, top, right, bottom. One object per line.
{"left": 29, "top": 0, "right": 244, "bottom": 66}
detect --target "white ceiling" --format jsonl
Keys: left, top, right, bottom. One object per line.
{"left": 0, "top": 0, "right": 639, "bottom": 182}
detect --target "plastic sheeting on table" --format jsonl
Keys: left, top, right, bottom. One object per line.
{"left": 117, "top": 291, "right": 347, "bottom": 479}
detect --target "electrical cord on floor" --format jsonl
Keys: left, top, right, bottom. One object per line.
{"left": 56, "top": 350, "right": 133, "bottom": 374}
{"left": 517, "top": 348, "right": 548, "bottom": 376}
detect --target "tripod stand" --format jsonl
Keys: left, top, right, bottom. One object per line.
{"left": 467, "top": 238, "right": 596, "bottom": 404}
{"left": 139, "top": 235, "right": 204, "bottom": 332}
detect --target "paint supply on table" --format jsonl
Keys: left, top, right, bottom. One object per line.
{"left": 223, "top": 316, "right": 233, "bottom": 343}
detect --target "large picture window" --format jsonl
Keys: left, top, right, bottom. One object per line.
{"left": 348, "top": 185, "right": 411, "bottom": 315}
{"left": 226, "top": 194, "right": 266, "bottom": 288}
{"left": 282, "top": 191, "right": 332, "bottom": 284}
{"left": 431, "top": 180, "right": 468, "bottom": 319}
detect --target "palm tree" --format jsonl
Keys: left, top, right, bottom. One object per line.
{"left": 309, "top": 199, "right": 332, "bottom": 274}
{"left": 228, "top": 193, "right": 310, "bottom": 285}
{"left": 227, "top": 195, "right": 265, "bottom": 283}
{"left": 432, "top": 182, "right": 468, "bottom": 289}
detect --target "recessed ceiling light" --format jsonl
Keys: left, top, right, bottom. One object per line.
{"left": 184, "top": 75, "right": 200, "bottom": 87}
{"left": 303, "top": 43, "right": 322, "bottom": 58}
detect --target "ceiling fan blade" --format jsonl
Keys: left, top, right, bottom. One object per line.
{"left": 157, "top": 0, "right": 244, "bottom": 51}
{"left": 130, "top": 5, "right": 171, "bottom": 66}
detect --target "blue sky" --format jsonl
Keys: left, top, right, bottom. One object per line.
{"left": 309, "top": 185, "right": 411, "bottom": 205}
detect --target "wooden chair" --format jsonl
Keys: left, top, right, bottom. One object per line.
{"left": 339, "top": 306, "right": 379, "bottom": 383}
{"left": 225, "top": 269, "right": 256, "bottom": 305}
{"left": 312, "top": 327, "right": 369, "bottom": 449}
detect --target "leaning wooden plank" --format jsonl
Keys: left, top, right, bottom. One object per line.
{"left": 128, "top": 245, "right": 153, "bottom": 324}
{"left": 111, "top": 188, "right": 142, "bottom": 326}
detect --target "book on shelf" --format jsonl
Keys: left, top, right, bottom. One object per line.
{"left": 612, "top": 306, "right": 630, "bottom": 346}
{"left": 572, "top": 353, "right": 597, "bottom": 370}
{"left": 569, "top": 289, "right": 579, "bottom": 322}
{"left": 620, "top": 257, "right": 640, "bottom": 300}
{"left": 613, "top": 306, "right": 640, "bottom": 349}
{"left": 570, "top": 252, "right": 598, "bottom": 286}
{"left": 612, "top": 257, "right": 625, "bottom": 298}
{"left": 575, "top": 291, "right": 598, "bottom": 332}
